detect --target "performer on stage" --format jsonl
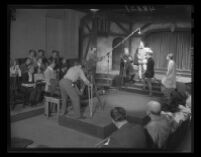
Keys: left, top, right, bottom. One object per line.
{"left": 137, "top": 41, "right": 148, "bottom": 81}
{"left": 143, "top": 50, "right": 155, "bottom": 96}
{"left": 120, "top": 48, "right": 135, "bottom": 84}
{"left": 161, "top": 53, "right": 177, "bottom": 100}
{"left": 59, "top": 60, "right": 92, "bottom": 119}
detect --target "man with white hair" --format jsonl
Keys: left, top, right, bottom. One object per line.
{"left": 145, "top": 101, "right": 172, "bottom": 149}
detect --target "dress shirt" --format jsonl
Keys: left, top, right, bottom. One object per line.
{"left": 63, "top": 65, "right": 90, "bottom": 85}
{"left": 44, "top": 66, "right": 56, "bottom": 91}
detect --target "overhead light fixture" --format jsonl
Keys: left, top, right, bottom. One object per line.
{"left": 138, "top": 28, "right": 141, "bottom": 34}
{"left": 90, "top": 9, "right": 99, "bottom": 12}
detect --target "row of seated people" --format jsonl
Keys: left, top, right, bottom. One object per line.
{"left": 99, "top": 84, "right": 191, "bottom": 150}
{"left": 10, "top": 49, "right": 70, "bottom": 109}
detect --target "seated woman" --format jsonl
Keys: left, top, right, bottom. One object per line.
{"left": 29, "top": 67, "right": 46, "bottom": 106}
{"left": 161, "top": 85, "right": 191, "bottom": 132}
{"left": 10, "top": 59, "right": 21, "bottom": 77}
{"left": 20, "top": 59, "right": 36, "bottom": 107}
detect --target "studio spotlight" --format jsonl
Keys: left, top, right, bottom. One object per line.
{"left": 138, "top": 28, "right": 141, "bottom": 34}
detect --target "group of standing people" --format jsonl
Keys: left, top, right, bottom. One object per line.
{"left": 120, "top": 40, "right": 177, "bottom": 97}
{"left": 120, "top": 41, "right": 155, "bottom": 96}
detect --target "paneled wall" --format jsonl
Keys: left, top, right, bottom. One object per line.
{"left": 10, "top": 9, "right": 85, "bottom": 59}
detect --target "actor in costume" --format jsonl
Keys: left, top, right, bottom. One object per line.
{"left": 161, "top": 53, "right": 177, "bottom": 100}
{"left": 120, "top": 48, "right": 135, "bottom": 84}
{"left": 137, "top": 41, "right": 148, "bottom": 81}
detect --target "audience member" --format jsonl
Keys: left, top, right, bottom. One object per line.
{"left": 20, "top": 58, "right": 34, "bottom": 82}
{"left": 102, "top": 107, "right": 147, "bottom": 148}
{"left": 37, "top": 49, "right": 48, "bottom": 67}
{"left": 145, "top": 101, "right": 172, "bottom": 149}
{"left": 44, "top": 60, "right": 57, "bottom": 93}
{"left": 10, "top": 59, "right": 21, "bottom": 77}
{"left": 161, "top": 85, "right": 191, "bottom": 130}
{"left": 20, "top": 58, "right": 36, "bottom": 107}
{"left": 48, "top": 50, "right": 62, "bottom": 79}
{"left": 35, "top": 57, "right": 47, "bottom": 73}
{"left": 28, "top": 49, "right": 37, "bottom": 67}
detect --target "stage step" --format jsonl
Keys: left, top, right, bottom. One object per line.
{"left": 58, "top": 113, "right": 148, "bottom": 139}
{"left": 11, "top": 106, "right": 44, "bottom": 123}
{"left": 95, "top": 73, "right": 116, "bottom": 79}
{"left": 121, "top": 86, "right": 163, "bottom": 97}
{"left": 124, "top": 83, "right": 161, "bottom": 91}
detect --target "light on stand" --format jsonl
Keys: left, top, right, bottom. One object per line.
{"left": 138, "top": 28, "right": 141, "bottom": 34}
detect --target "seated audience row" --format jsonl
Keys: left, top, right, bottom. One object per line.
{"left": 10, "top": 49, "right": 69, "bottom": 108}
{"left": 102, "top": 85, "right": 191, "bottom": 149}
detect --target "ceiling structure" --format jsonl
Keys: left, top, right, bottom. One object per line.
{"left": 76, "top": 5, "right": 192, "bottom": 23}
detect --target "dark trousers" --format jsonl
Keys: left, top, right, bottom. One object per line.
{"left": 59, "top": 78, "right": 80, "bottom": 117}
{"left": 21, "top": 87, "right": 34, "bottom": 106}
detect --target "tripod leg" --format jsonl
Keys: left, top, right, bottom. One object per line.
{"left": 90, "top": 85, "right": 93, "bottom": 117}
{"left": 94, "top": 85, "right": 104, "bottom": 110}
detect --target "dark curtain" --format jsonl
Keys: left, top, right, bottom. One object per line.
{"left": 144, "top": 31, "right": 192, "bottom": 71}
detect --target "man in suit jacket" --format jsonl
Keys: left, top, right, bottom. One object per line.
{"left": 102, "top": 107, "right": 147, "bottom": 148}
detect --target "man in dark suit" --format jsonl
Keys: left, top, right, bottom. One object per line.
{"left": 102, "top": 107, "right": 147, "bottom": 148}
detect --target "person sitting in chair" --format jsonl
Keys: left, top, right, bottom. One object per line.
{"left": 102, "top": 107, "right": 147, "bottom": 148}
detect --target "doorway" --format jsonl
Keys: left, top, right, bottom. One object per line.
{"left": 112, "top": 37, "right": 124, "bottom": 70}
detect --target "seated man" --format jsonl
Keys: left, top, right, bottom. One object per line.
{"left": 20, "top": 59, "right": 36, "bottom": 107}
{"left": 102, "top": 107, "right": 147, "bottom": 148}
{"left": 145, "top": 101, "right": 172, "bottom": 149}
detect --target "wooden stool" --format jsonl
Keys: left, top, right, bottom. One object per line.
{"left": 44, "top": 96, "right": 61, "bottom": 118}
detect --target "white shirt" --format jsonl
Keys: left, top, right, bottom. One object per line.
{"left": 63, "top": 65, "right": 90, "bottom": 85}
{"left": 10, "top": 65, "right": 21, "bottom": 77}
{"left": 44, "top": 66, "right": 56, "bottom": 91}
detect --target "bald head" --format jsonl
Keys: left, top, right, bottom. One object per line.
{"left": 146, "top": 101, "right": 161, "bottom": 115}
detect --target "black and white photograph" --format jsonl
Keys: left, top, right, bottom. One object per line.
{"left": 8, "top": 5, "right": 193, "bottom": 152}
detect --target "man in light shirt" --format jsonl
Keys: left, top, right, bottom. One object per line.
{"left": 44, "top": 60, "right": 57, "bottom": 92}
{"left": 59, "top": 60, "right": 92, "bottom": 119}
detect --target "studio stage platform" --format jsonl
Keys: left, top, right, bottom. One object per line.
{"left": 10, "top": 105, "right": 44, "bottom": 123}
{"left": 58, "top": 91, "right": 159, "bottom": 139}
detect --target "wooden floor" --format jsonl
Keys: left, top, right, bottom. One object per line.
{"left": 11, "top": 90, "right": 160, "bottom": 147}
